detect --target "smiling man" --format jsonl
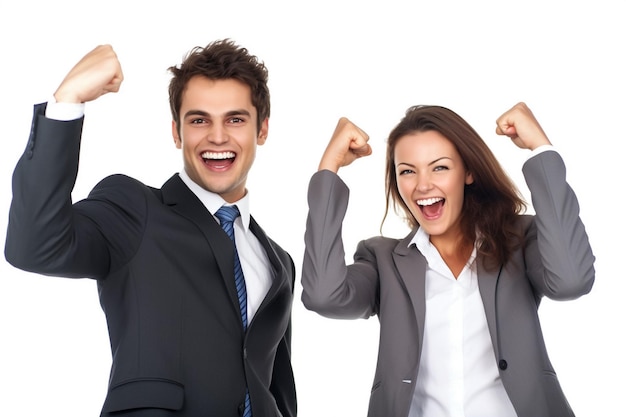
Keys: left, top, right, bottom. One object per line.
{"left": 172, "top": 76, "right": 267, "bottom": 203}
{"left": 5, "top": 40, "right": 296, "bottom": 417}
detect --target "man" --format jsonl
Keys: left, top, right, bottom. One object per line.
{"left": 5, "top": 40, "right": 296, "bottom": 417}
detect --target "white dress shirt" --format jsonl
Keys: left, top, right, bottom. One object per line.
{"left": 408, "top": 227, "right": 517, "bottom": 417}
{"left": 45, "top": 98, "right": 273, "bottom": 322}
{"left": 179, "top": 170, "right": 273, "bottom": 321}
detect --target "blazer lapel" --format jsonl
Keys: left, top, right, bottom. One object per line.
{"left": 391, "top": 230, "right": 427, "bottom": 351}
{"left": 390, "top": 232, "right": 503, "bottom": 364}
{"left": 160, "top": 174, "right": 242, "bottom": 322}
{"left": 249, "top": 217, "right": 292, "bottom": 311}
{"left": 477, "top": 257, "right": 502, "bottom": 359}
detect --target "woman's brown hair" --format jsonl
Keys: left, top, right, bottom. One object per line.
{"left": 383, "top": 105, "right": 526, "bottom": 269}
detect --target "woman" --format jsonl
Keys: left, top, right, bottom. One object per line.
{"left": 301, "top": 103, "right": 595, "bottom": 417}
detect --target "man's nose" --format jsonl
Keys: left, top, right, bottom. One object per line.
{"left": 207, "top": 124, "right": 228, "bottom": 144}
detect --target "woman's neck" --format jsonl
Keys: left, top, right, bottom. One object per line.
{"left": 430, "top": 235, "right": 474, "bottom": 279}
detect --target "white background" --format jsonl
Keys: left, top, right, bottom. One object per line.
{"left": 1, "top": 1, "right": 624, "bottom": 416}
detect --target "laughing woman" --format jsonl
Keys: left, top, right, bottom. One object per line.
{"left": 301, "top": 103, "right": 595, "bottom": 417}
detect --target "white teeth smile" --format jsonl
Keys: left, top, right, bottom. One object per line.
{"left": 417, "top": 197, "right": 443, "bottom": 206}
{"left": 201, "top": 151, "right": 235, "bottom": 160}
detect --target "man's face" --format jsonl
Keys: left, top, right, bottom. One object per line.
{"left": 172, "top": 76, "right": 268, "bottom": 202}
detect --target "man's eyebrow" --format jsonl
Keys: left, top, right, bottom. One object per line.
{"left": 182, "top": 109, "right": 252, "bottom": 119}
{"left": 224, "top": 109, "right": 252, "bottom": 118}
{"left": 183, "top": 109, "right": 210, "bottom": 119}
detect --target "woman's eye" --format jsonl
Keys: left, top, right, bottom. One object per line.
{"left": 398, "top": 169, "right": 413, "bottom": 175}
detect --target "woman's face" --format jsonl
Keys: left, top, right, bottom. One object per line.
{"left": 394, "top": 130, "right": 474, "bottom": 241}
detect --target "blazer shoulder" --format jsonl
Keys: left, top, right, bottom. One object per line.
{"left": 87, "top": 174, "right": 161, "bottom": 205}
{"left": 361, "top": 235, "right": 401, "bottom": 249}
{"left": 354, "top": 235, "right": 406, "bottom": 262}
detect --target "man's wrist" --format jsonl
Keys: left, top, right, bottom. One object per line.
{"left": 45, "top": 96, "right": 85, "bottom": 121}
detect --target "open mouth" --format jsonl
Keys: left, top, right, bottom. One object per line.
{"left": 417, "top": 197, "right": 444, "bottom": 219}
{"left": 201, "top": 151, "right": 235, "bottom": 169}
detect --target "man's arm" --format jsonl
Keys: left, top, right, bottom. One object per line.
{"left": 4, "top": 45, "right": 125, "bottom": 277}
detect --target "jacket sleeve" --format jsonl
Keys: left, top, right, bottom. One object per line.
{"left": 5, "top": 103, "right": 144, "bottom": 279}
{"left": 301, "top": 169, "right": 379, "bottom": 319}
{"left": 522, "top": 150, "right": 595, "bottom": 300}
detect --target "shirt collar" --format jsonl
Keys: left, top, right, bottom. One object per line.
{"left": 410, "top": 227, "right": 477, "bottom": 268}
{"left": 411, "top": 226, "right": 438, "bottom": 260}
{"left": 178, "top": 170, "right": 251, "bottom": 231}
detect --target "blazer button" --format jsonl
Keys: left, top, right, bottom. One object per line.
{"left": 498, "top": 359, "right": 508, "bottom": 370}
{"left": 243, "top": 348, "right": 247, "bottom": 359}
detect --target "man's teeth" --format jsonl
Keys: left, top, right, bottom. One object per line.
{"left": 201, "top": 151, "right": 235, "bottom": 160}
{"left": 417, "top": 197, "right": 443, "bottom": 206}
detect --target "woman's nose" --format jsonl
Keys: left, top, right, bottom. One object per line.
{"left": 415, "top": 175, "right": 433, "bottom": 193}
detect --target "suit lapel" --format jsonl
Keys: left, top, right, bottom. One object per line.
{"left": 477, "top": 257, "right": 502, "bottom": 359}
{"left": 249, "top": 217, "right": 291, "bottom": 312}
{"left": 390, "top": 232, "right": 503, "bottom": 363}
{"left": 160, "top": 174, "right": 292, "bottom": 328}
{"left": 390, "top": 229, "right": 504, "bottom": 367}
{"left": 161, "top": 175, "right": 242, "bottom": 322}
{"left": 392, "top": 231, "right": 427, "bottom": 351}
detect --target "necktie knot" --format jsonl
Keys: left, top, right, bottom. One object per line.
{"left": 215, "top": 205, "right": 240, "bottom": 241}
{"left": 215, "top": 205, "right": 240, "bottom": 225}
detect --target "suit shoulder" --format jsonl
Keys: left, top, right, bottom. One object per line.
{"left": 88, "top": 174, "right": 160, "bottom": 200}
{"left": 94, "top": 173, "right": 147, "bottom": 189}
{"left": 356, "top": 235, "right": 402, "bottom": 256}
{"left": 362, "top": 235, "right": 401, "bottom": 247}
{"left": 77, "top": 174, "right": 164, "bottom": 223}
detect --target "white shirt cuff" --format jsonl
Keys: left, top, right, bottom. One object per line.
{"left": 45, "top": 96, "right": 85, "bottom": 121}
{"left": 527, "top": 144, "right": 556, "bottom": 160}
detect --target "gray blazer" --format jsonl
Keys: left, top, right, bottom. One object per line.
{"left": 301, "top": 150, "right": 594, "bottom": 417}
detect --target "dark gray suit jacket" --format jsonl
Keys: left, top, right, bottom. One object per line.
{"left": 302, "top": 150, "right": 594, "bottom": 417}
{"left": 5, "top": 103, "right": 297, "bottom": 417}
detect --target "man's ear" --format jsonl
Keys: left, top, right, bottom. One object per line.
{"left": 172, "top": 120, "right": 181, "bottom": 149}
{"left": 257, "top": 118, "right": 269, "bottom": 145}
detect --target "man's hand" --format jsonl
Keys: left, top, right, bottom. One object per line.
{"left": 53, "top": 44, "right": 124, "bottom": 104}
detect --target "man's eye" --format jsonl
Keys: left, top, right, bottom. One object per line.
{"left": 190, "top": 118, "right": 205, "bottom": 124}
{"left": 230, "top": 117, "right": 244, "bottom": 124}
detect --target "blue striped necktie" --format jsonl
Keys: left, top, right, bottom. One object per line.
{"left": 215, "top": 205, "right": 252, "bottom": 417}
